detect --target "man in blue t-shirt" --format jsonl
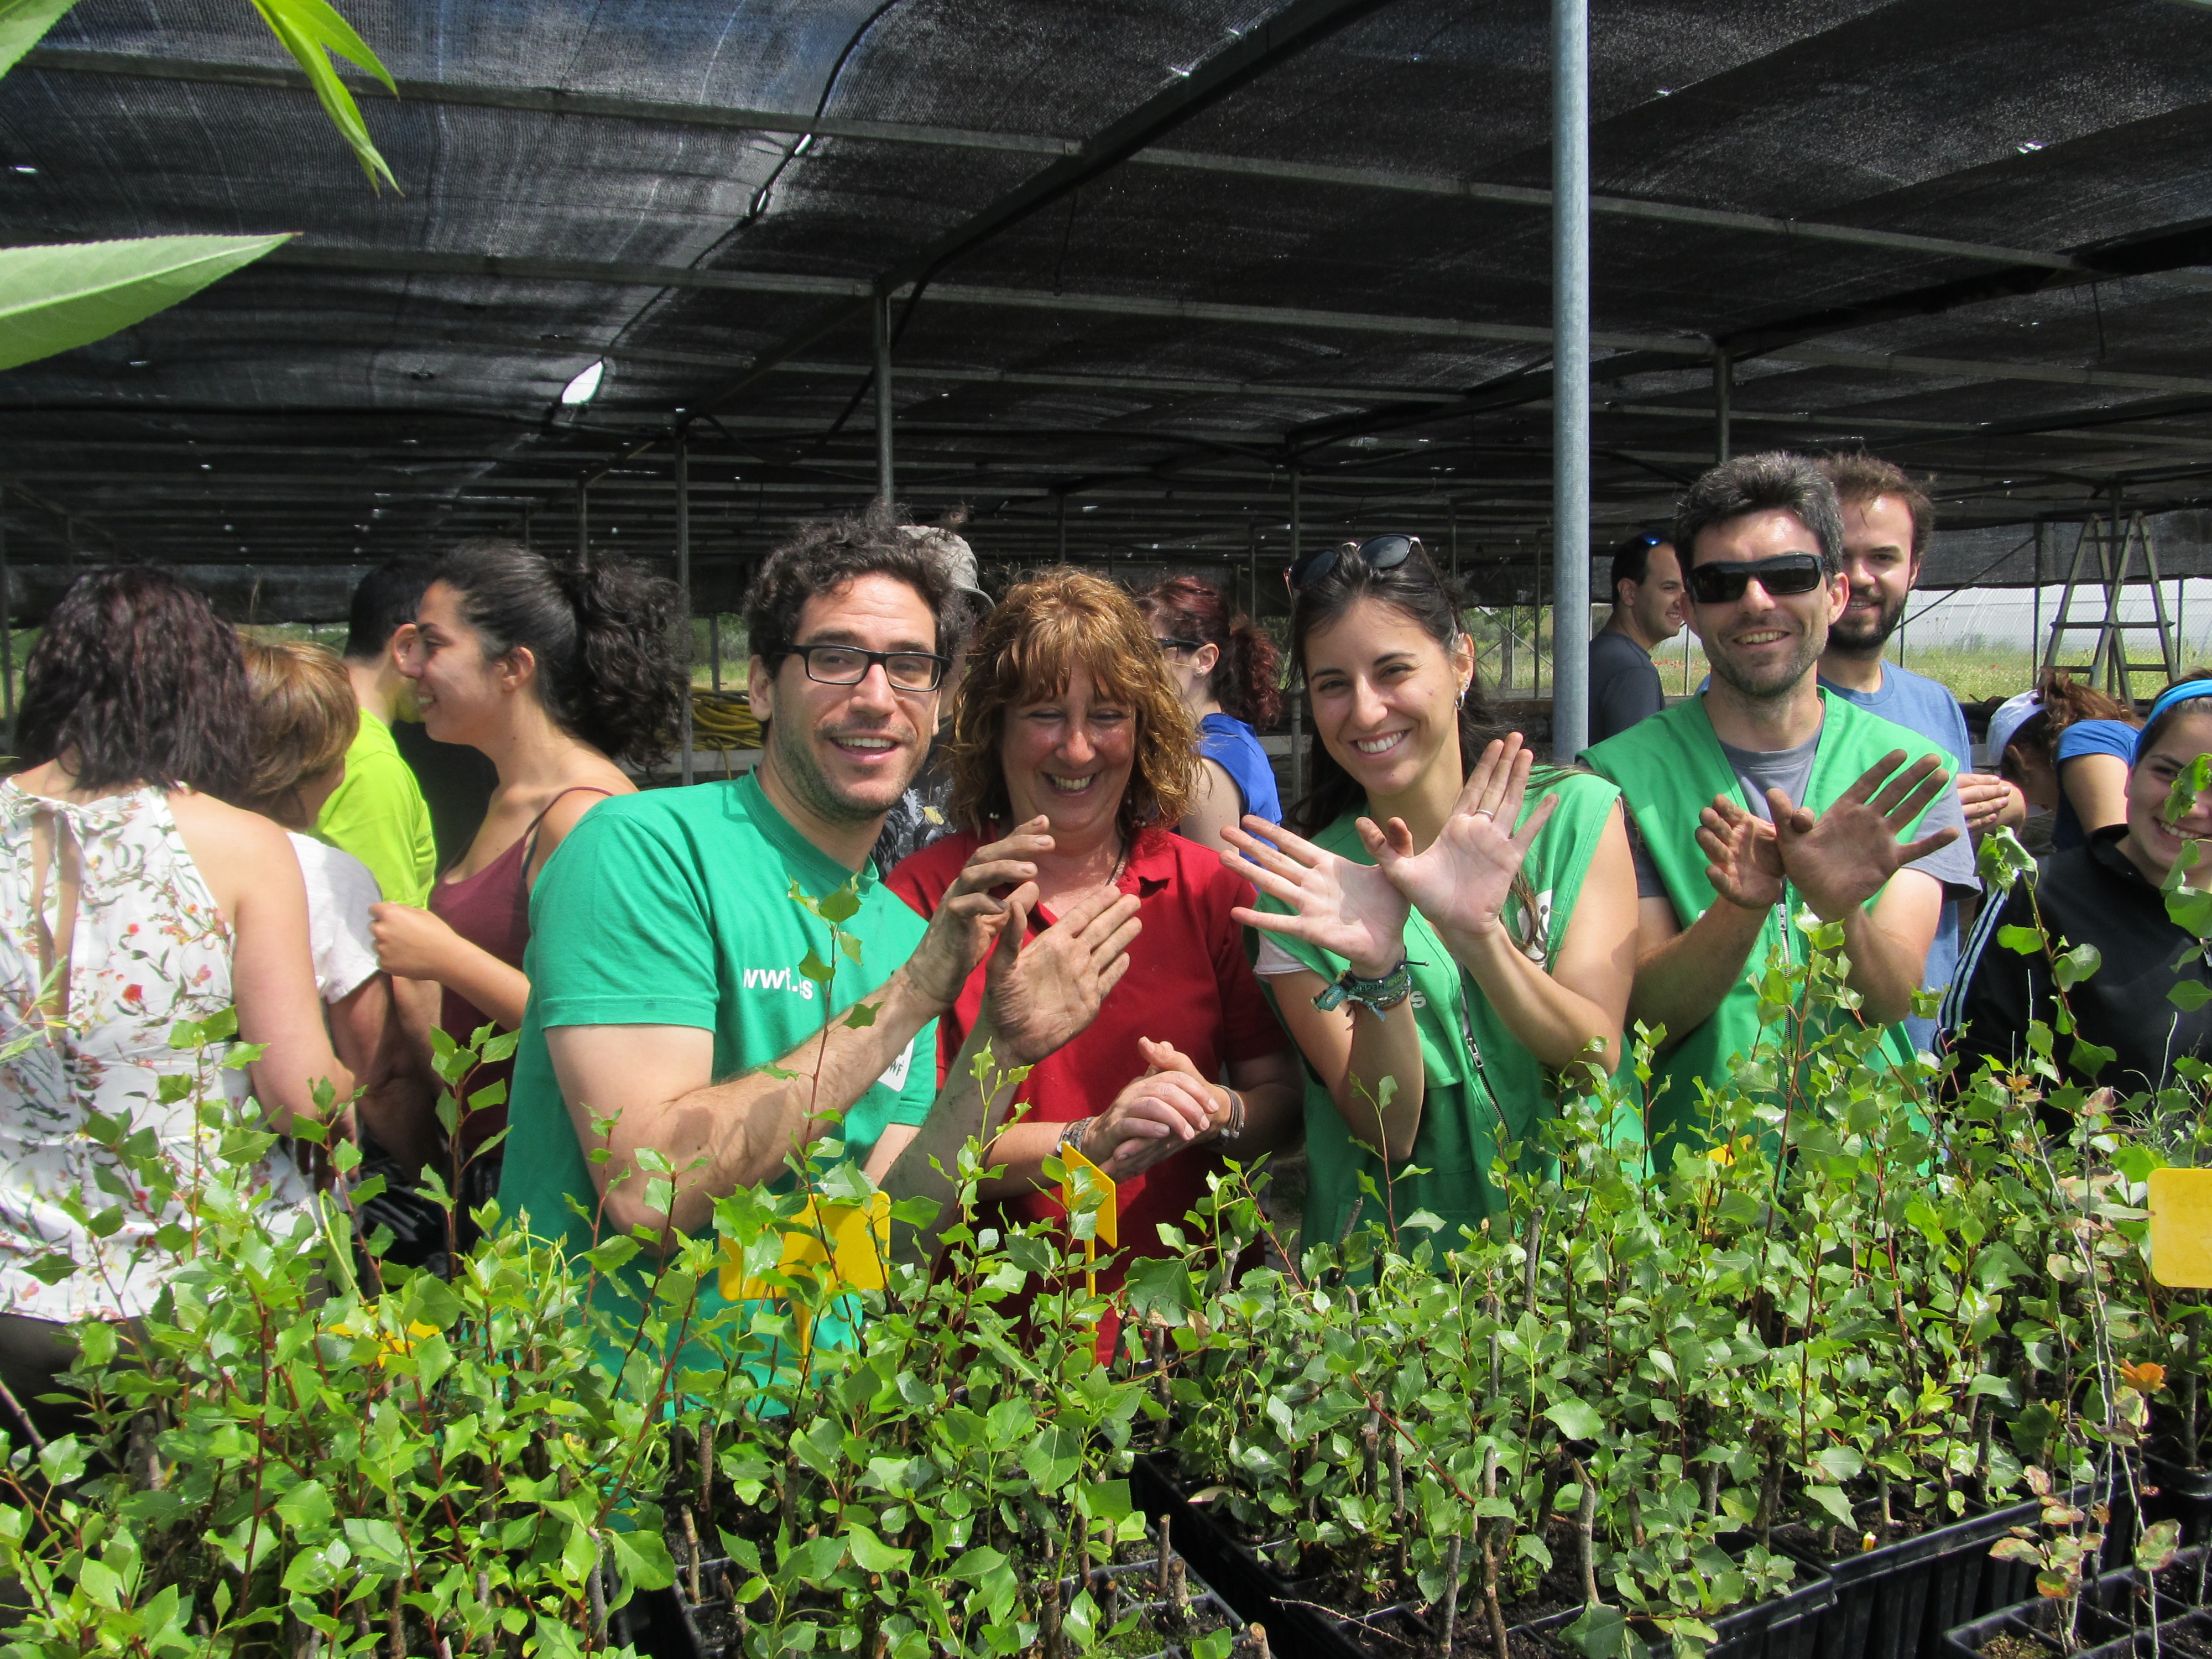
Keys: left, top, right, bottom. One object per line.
{"left": 1816, "top": 455, "right": 2026, "bottom": 1052}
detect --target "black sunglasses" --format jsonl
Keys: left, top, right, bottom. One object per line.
{"left": 1151, "top": 636, "right": 1204, "bottom": 655}
{"left": 1289, "top": 534, "right": 1423, "bottom": 592}
{"left": 1686, "top": 552, "right": 1827, "bottom": 606}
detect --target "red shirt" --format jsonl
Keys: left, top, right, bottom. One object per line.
{"left": 885, "top": 826, "right": 1285, "bottom": 1296}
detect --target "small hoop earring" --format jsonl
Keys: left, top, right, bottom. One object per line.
{"left": 1456, "top": 682, "right": 1469, "bottom": 708}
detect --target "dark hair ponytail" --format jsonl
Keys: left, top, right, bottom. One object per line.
{"left": 2011, "top": 669, "right": 2139, "bottom": 766}
{"left": 433, "top": 539, "right": 688, "bottom": 765}
{"left": 1135, "top": 575, "right": 1282, "bottom": 726}
{"left": 1285, "top": 541, "right": 1548, "bottom": 955}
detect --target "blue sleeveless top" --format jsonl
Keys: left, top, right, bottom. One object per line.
{"left": 1198, "top": 713, "right": 1282, "bottom": 826}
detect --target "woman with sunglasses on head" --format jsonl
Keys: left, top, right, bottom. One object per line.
{"left": 1220, "top": 535, "right": 1639, "bottom": 1258}
{"left": 1944, "top": 677, "right": 2212, "bottom": 1102}
{"left": 884, "top": 570, "right": 1301, "bottom": 1348}
{"left": 367, "top": 540, "right": 686, "bottom": 1207}
{"left": 1136, "top": 576, "right": 1284, "bottom": 848}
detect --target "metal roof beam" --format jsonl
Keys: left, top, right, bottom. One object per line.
{"left": 686, "top": 0, "right": 1403, "bottom": 414}
{"left": 248, "top": 246, "right": 2212, "bottom": 395}
{"left": 24, "top": 45, "right": 2104, "bottom": 275}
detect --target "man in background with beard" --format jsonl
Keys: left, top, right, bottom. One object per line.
{"left": 1815, "top": 453, "right": 2022, "bottom": 1053}
{"left": 1582, "top": 452, "right": 1975, "bottom": 1150}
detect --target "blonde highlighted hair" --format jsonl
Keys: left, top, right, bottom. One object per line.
{"left": 238, "top": 637, "right": 359, "bottom": 827}
{"left": 947, "top": 568, "right": 1198, "bottom": 838}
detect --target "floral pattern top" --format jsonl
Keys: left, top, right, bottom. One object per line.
{"left": 0, "top": 781, "right": 309, "bottom": 1321}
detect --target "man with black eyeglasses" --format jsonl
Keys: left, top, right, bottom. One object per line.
{"left": 1580, "top": 453, "right": 1976, "bottom": 1152}
{"left": 499, "top": 510, "right": 1139, "bottom": 1368}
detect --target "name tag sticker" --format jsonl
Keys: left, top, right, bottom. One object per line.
{"left": 876, "top": 1037, "right": 914, "bottom": 1094}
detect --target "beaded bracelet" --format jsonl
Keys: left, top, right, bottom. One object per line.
{"left": 1313, "top": 960, "right": 1415, "bottom": 1016}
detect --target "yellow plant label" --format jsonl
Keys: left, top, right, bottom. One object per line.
{"left": 1060, "top": 1143, "right": 1118, "bottom": 1249}
{"left": 718, "top": 1191, "right": 893, "bottom": 1305}
{"left": 2148, "top": 1167, "right": 2212, "bottom": 1287}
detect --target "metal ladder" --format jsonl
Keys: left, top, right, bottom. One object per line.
{"left": 2039, "top": 508, "right": 2177, "bottom": 705}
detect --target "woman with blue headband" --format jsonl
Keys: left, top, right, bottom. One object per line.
{"left": 1944, "top": 676, "right": 2212, "bottom": 1100}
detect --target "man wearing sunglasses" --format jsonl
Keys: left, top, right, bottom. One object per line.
{"left": 498, "top": 512, "right": 1140, "bottom": 1370}
{"left": 1582, "top": 453, "right": 1975, "bottom": 1151}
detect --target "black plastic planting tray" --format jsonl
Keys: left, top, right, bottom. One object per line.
{"left": 640, "top": 1540, "right": 1241, "bottom": 1659}
{"left": 1773, "top": 1497, "right": 2048, "bottom": 1659}
{"left": 1132, "top": 1453, "right": 1835, "bottom": 1659}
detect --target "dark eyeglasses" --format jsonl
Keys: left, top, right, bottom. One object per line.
{"left": 1151, "top": 636, "right": 1203, "bottom": 655}
{"left": 1289, "top": 534, "right": 1423, "bottom": 592}
{"left": 1686, "top": 553, "right": 1827, "bottom": 606}
{"left": 782, "top": 642, "right": 948, "bottom": 691}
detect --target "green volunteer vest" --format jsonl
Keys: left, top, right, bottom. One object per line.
{"left": 1261, "top": 771, "right": 1622, "bottom": 1262}
{"left": 1580, "top": 692, "right": 1948, "bottom": 1154}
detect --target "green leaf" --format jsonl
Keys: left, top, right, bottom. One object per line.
{"left": 1997, "top": 925, "right": 2045, "bottom": 956}
{"left": 799, "top": 948, "right": 834, "bottom": 986}
{"left": 818, "top": 883, "right": 862, "bottom": 924}
{"left": 607, "top": 1527, "right": 676, "bottom": 1592}
{"left": 1807, "top": 1485, "right": 1855, "bottom": 1526}
{"left": 0, "top": 236, "right": 295, "bottom": 373}
{"left": 2136, "top": 1519, "right": 2183, "bottom": 1574}
{"left": 246, "top": 0, "right": 399, "bottom": 190}
{"left": 2053, "top": 941, "right": 2103, "bottom": 990}
{"left": 841, "top": 999, "right": 880, "bottom": 1030}
{"left": 2171, "top": 980, "right": 2212, "bottom": 1012}
{"left": 844, "top": 1522, "right": 911, "bottom": 1575}
{"left": 0, "top": 0, "right": 77, "bottom": 79}
{"left": 1544, "top": 1397, "right": 1603, "bottom": 1442}
{"left": 1564, "top": 1604, "right": 1629, "bottom": 1659}
{"left": 1021, "top": 1425, "right": 1081, "bottom": 1494}
{"left": 275, "top": 1479, "right": 334, "bottom": 1532}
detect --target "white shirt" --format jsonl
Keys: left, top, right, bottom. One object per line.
{"left": 288, "top": 833, "right": 381, "bottom": 1004}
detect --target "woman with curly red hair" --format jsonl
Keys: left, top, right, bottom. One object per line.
{"left": 883, "top": 569, "right": 1298, "bottom": 1331}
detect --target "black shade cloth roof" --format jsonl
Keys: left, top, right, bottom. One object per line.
{"left": 2, "top": 0, "right": 2210, "bottom": 619}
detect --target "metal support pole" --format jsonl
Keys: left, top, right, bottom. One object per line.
{"left": 873, "top": 289, "right": 895, "bottom": 508}
{"left": 710, "top": 612, "right": 722, "bottom": 691}
{"left": 1550, "top": 0, "right": 1592, "bottom": 760}
{"left": 576, "top": 480, "right": 588, "bottom": 561}
{"left": 676, "top": 436, "right": 695, "bottom": 787}
{"left": 1714, "top": 348, "right": 1732, "bottom": 464}
{"left": 0, "top": 499, "right": 13, "bottom": 747}
{"left": 1247, "top": 519, "right": 1259, "bottom": 622}
{"left": 2032, "top": 520, "right": 2044, "bottom": 686}
{"left": 1290, "top": 469, "right": 1304, "bottom": 802}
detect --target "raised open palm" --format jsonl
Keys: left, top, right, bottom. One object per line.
{"left": 1697, "top": 797, "right": 1785, "bottom": 910}
{"left": 1222, "top": 818, "right": 1409, "bottom": 978}
{"left": 1358, "top": 734, "right": 1557, "bottom": 941}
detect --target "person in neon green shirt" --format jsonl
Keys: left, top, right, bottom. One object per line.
{"left": 1580, "top": 452, "right": 1971, "bottom": 1154}
{"left": 314, "top": 562, "right": 437, "bottom": 906}
{"left": 1218, "top": 535, "right": 1639, "bottom": 1259}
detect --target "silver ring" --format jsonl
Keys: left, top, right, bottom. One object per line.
{"left": 1473, "top": 808, "right": 1496, "bottom": 821}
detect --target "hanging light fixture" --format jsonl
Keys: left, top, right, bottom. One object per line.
{"left": 560, "top": 360, "right": 605, "bottom": 405}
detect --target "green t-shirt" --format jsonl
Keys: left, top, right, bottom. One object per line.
{"left": 312, "top": 714, "right": 437, "bottom": 906}
{"left": 498, "top": 772, "right": 937, "bottom": 1374}
{"left": 1259, "top": 771, "right": 1623, "bottom": 1262}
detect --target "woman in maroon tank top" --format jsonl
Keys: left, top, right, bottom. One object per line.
{"left": 367, "top": 540, "right": 687, "bottom": 1206}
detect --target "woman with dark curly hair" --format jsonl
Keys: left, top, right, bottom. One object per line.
{"left": 368, "top": 540, "right": 686, "bottom": 1195}
{"left": 1136, "top": 575, "right": 1283, "bottom": 847}
{"left": 883, "top": 569, "right": 1298, "bottom": 1334}
{"left": 0, "top": 570, "right": 345, "bottom": 1432}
